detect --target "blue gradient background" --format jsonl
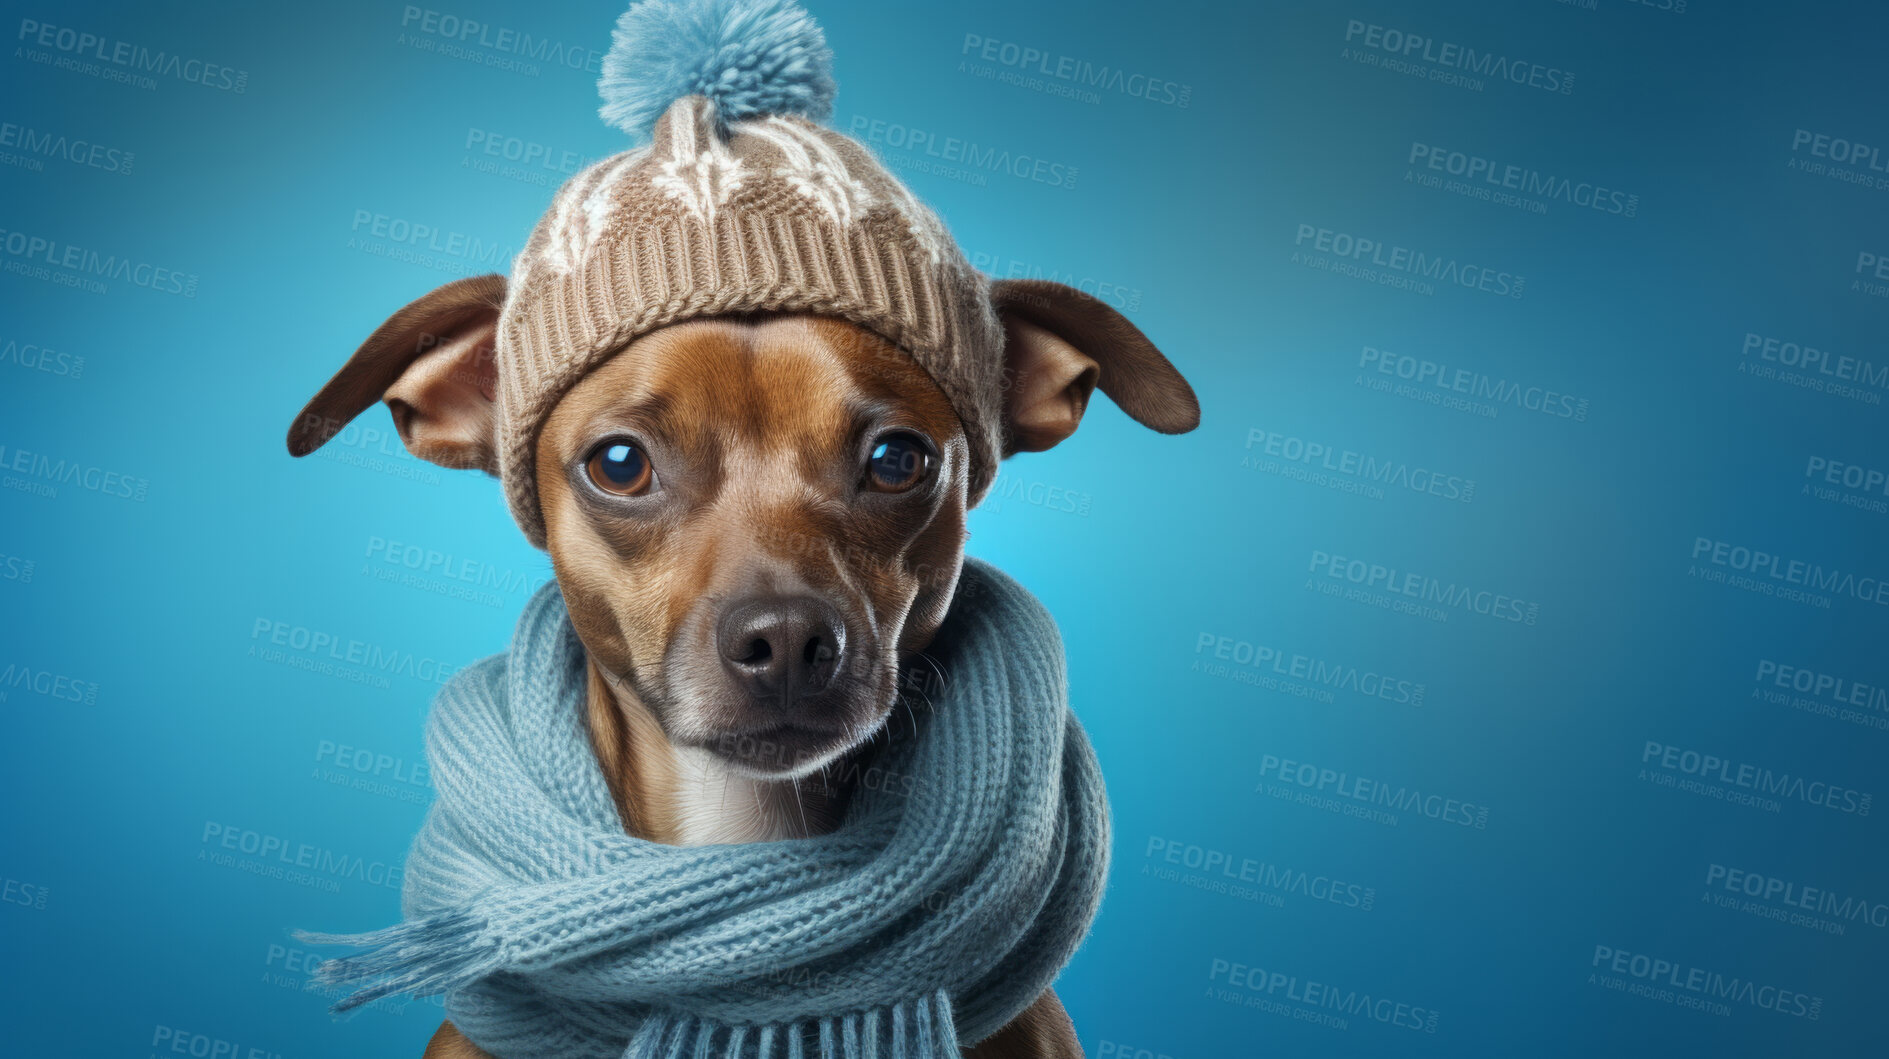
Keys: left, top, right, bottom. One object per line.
{"left": 3, "top": 1, "right": 1886, "bottom": 1056}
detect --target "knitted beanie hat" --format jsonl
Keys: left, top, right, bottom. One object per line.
{"left": 494, "top": 0, "right": 1005, "bottom": 548}
{"left": 286, "top": 0, "right": 1200, "bottom": 543}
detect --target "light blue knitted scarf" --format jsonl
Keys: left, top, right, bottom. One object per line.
{"left": 298, "top": 558, "right": 1109, "bottom": 1058}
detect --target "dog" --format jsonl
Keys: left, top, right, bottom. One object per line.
{"left": 289, "top": 267, "right": 1194, "bottom": 1055}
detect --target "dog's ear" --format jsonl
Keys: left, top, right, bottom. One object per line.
{"left": 286, "top": 274, "right": 506, "bottom": 472}
{"left": 991, "top": 279, "right": 1199, "bottom": 454}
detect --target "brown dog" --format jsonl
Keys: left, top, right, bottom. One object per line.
{"left": 288, "top": 272, "right": 1197, "bottom": 1057}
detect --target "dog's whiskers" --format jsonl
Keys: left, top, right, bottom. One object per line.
{"left": 789, "top": 775, "right": 811, "bottom": 836}
{"left": 901, "top": 693, "right": 921, "bottom": 740}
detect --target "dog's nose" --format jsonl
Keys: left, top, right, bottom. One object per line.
{"left": 717, "top": 596, "right": 845, "bottom": 702}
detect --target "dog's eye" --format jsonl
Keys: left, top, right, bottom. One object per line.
{"left": 586, "top": 440, "right": 654, "bottom": 496}
{"left": 866, "top": 432, "right": 931, "bottom": 492}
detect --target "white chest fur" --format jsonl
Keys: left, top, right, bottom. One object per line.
{"left": 667, "top": 746, "right": 829, "bottom": 846}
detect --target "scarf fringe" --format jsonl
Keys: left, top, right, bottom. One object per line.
{"left": 292, "top": 909, "right": 501, "bottom": 1011}
{"left": 621, "top": 991, "right": 957, "bottom": 1059}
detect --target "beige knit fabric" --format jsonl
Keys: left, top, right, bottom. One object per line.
{"left": 495, "top": 93, "right": 1005, "bottom": 548}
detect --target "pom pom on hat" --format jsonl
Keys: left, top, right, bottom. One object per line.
{"left": 598, "top": 0, "right": 837, "bottom": 139}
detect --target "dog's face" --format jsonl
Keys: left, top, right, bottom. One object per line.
{"left": 288, "top": 274, "right": 1197, "bottom": 779}
{"left": 535, "top": 316, "right": 970, "bottom": 777}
